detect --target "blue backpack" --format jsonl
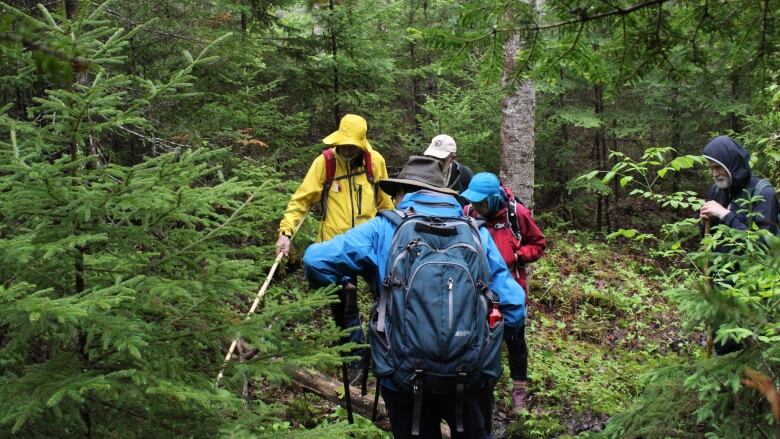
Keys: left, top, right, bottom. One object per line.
{"left": 369, "top": 209, "right": 504, "bottom": 435}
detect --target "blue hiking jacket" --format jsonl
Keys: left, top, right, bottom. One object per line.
{"left": 303, "top": 191, "right": 526, "bottom": 328}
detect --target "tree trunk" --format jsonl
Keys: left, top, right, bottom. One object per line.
{"left": 729, "top": 74, "right": 741, "bottom": 133}
{"left": 409, "top": 1, "right": 422, "bottom": 136}
{"left": 594, "top": 84, "right": 610, "bottom": 232}
{"left": 329, "top": 0, "right": 340, "bottom": 126}
{"left": 500, "top": 6, "right": 536, "bottom": 210}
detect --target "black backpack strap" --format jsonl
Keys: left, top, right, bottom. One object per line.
{"left": 448, "top": 161, "right": 461, "bottom": 189}
{"left": 455, "top": 373, "right": 466, "bottom": 433}
{"left": 506, "top": 198, "right": 522, "bottom": 241}
{"left": 411, "top": 377, "right": 423, "bottom": 437}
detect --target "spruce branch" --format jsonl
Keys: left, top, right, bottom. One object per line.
{"left": 148, "top": 192, "right": 255, "bottom": 269}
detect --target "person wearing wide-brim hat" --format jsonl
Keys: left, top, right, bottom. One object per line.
{"left": 304, "top": 155, "right": 526, "bottom": 438}
{"left": 377, "top": 155, "right": 459, "bottom": 202}
{"left": 275, "top": 114, "right": 394, "bottom": 383}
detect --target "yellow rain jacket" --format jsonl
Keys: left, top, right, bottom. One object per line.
{"left": 278, "top": 147, "right": 394, "bottom": 242}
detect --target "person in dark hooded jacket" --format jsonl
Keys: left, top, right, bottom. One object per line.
{"left": 700, "top": 136, "right": 778, "bottom": 234}
{"left": 699, "top": 136, "right": 778, "bottom": 355}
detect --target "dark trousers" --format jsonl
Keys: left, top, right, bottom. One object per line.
{"left": 713, "top": 327, "right": 743, "bottom": 356}
{"left": 329, "top": 284, "right": 366, "bottom": 363}
{"left": 504, "top": 325, "right": 527, "bottom": 381}
{"left": 381, "top": 385, "right": 493, "bottom": 439}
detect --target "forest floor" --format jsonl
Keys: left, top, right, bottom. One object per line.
{"left": 256, "top": 222, "right": 699, "bottom": 438}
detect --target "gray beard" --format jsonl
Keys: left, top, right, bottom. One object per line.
{"left": 714, "top": 176, "right": 730, "bottom": 189}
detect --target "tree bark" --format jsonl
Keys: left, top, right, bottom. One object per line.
{"left": 286, "top": 367, "right": 390, "bottom": 429}
{"left": 409, "top": 1, "right": 422, "bottom": 136}
{"left": 500, "top": 5, "right": 536, "bottom": 210}
{"left": 329, "top": 0, "right": 340, "bottom": 126}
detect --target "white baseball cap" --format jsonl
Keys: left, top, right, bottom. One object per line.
{"left": 424, "top": 134, "right": 457, "bottom": 159}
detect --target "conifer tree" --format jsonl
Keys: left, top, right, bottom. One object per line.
{"left": 0, "top": 3, "right": 350, "bottom": 437}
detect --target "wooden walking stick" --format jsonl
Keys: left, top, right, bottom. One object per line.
{"left": 216, "top": 250, "right": 285, "bottom": 386}
{"left": 703, "top": 218, "right": 714, "bottom": 358}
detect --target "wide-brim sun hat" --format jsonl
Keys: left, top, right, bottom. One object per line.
{"left": 460, "top": 172, "right": 501, "bottom": 203}
{"left": 322, "top": 114, "right": 372, "bottom": 151}
{"left": 378, "top": 155, "right": 459, "bottom": 196}
{"left": 424, "top": 134, "right": 457, "bottom": 159}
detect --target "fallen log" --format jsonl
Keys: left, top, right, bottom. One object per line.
{"left": 285, "top": 367, "right": 452, "bottom": 438}
{"left": 286, "top": 367, "right": 390, "bottom": 430}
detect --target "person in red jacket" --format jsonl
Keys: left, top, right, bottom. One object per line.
{"left": 461, "top": 172, "right": 546, "bottom": 411}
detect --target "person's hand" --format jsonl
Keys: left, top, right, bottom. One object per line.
{"left": 342, "top": 282, "right": 357, "bottom": 294}
{"left": 700, "top": 200, "right": 729, "bottom": 220}
{"left": 275, "top": 234, "right": 291, "bottom": 256}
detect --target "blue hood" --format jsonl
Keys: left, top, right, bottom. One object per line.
{"left": 702, "top": 136, "right": 752, "bottom": 192}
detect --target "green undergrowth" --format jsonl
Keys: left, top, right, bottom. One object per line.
{"left": 252, "top": 223, "right": 696, "bottom": 438}
{"left": 501, "top": 225, "right": 696, "bottom": 438}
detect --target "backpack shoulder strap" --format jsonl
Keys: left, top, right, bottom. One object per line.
{"left": 377, "top": 208, "right": 411, "bottom": 227}
{"left": 363, "top": 151, "right": 375, "bottom": 184}
{"left": 506, "top": 198, "right": 522, "bottom": 240}
{"left": 376, "top": 208, "right": 414, "bottom": 333}
{"left": 465, "top": 216, "right": 491, "bottom": 283}
{"left": 750, "top": 178, "right": 780, "bottom": 230}
{"left": 753, "top": 178, "right": 772, "bottom": 198}
{"left": 320, "top": 148, "right": 337, "bottom": 220}
{"left": 363, "top": 151, "right": 380, "bottom": 205}
{"left": 322, "top": 148, "right": 336, "bottom": 187}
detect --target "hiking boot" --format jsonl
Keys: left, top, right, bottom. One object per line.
{"left": 512, "top": 380, "right": 528, "bottom": 412}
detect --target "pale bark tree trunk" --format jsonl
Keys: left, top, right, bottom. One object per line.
{"left": 500, "top": 4, "right": 536, "bottom": 210}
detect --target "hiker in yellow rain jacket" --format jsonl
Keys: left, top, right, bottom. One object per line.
{"left": 275, "top": 114, "right": 393, "bottom": 382}
{"left": 275, "top": 114, "right": 394, "bottom": 248}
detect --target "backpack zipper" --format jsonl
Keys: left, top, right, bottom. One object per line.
{"left": 405, "top": 262, "right": 475, "bottom": 302}
{"left": 448, "top": 277, "right": 454, "bottom": 330}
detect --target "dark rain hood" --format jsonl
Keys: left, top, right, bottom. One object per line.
{"left": 702, "top": 136, "right": 752, "bottom": 193}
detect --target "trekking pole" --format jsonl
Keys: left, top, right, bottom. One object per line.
{"left": 361, "top": 355, "right": 370, "bottom": 396}
{"left": 216, "top": 251, "right": 285, "bottom": 386}
{"left": 371, "top": 378, "right": 381, "bottom": 422}
{"left": 339, "top": 285, "right": 356, "bottom": 424}
{"left": 703, "top": 218, "right": 714, "bottom": 358}
{"left": 341, "top": 361, "right": 355, "bottom": 424}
